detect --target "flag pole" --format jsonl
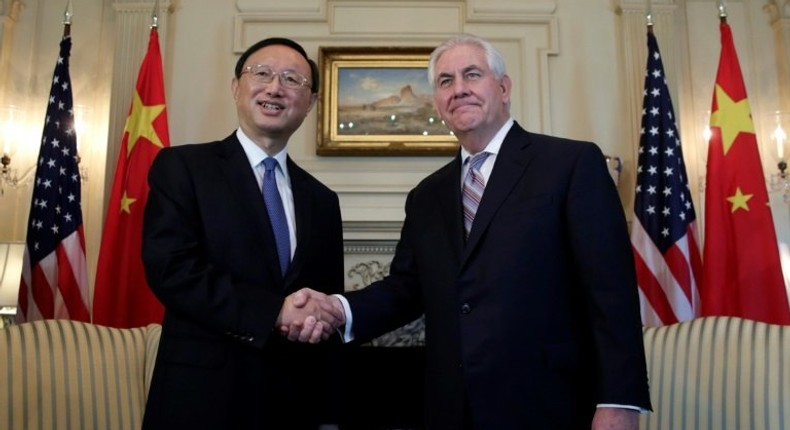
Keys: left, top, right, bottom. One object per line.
{"left": 718, "top": 0, "right": 728, "bottom": 23}
{"left": 151, "top": 0, "right": 159, "bottom": 29}
{"left": 646, "top": 0, "right": 654, "bottom": 34}
{"left": 63, "top": 0, "right": 79, "bottom": 165}
{"left": 63, "top": 0, "right": 72, "bottom": 37}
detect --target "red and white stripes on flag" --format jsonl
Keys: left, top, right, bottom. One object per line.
{"left": 16, "top": 35, "right": 90, "bottom": 323}
{"left": 632, "top": 218, "right": 701, "bottom": 326}
{"left": 19, "top": 231, "right": 89, "bottom": 321}
{"left": 630, "top": 31, "right": 702, "bottom": 327}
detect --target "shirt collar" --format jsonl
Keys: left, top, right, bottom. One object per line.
{"left": 460, "top": 117, "right": 514, "bottom": 163}
{"left": 235, "top": 128, "right": 289, "bottom": 177}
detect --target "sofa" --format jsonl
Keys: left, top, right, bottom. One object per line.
{"left": 1, "top": 316, "right": 788, "bottom": 429}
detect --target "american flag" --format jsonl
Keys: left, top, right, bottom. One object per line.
{"left": 630, "top": 31, "right": 702, "bottom": 327}
{"left": 16, "top": 35, "right": 90, "bottom": 322}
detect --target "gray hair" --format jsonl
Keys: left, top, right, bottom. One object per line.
{"left": 427, "top": 33, "right": 507, "bottom": 89}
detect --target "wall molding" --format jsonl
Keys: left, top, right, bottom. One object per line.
{"left": 344, "top": 239, "right": 397, "bottom": 255}
{"left": 231, "top": 0, "right": 559, "bottom": 223}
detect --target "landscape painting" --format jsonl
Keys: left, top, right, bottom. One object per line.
{"left": 317, "top": 46, "right": 459, "bottom": 156}
{"left": 336, "top": 67, "right": 447, "bottom": 136}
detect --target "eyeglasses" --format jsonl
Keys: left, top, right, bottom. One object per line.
{"left": 240, "top": 64, "right": 311, "bottom": 90}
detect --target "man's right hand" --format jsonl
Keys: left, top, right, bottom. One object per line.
{"left": 276, "top": 288, "right": 346, "bottom": 343}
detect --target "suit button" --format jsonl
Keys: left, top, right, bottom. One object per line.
{"left": 461, "top": 303, "right": 471, "bottom": 314}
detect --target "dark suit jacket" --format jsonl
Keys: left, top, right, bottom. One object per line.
{"left": 141, "top": 133, "right": 344, "bottom": 430}
{"left": 346, "top": 123, "right": 651, "bottom": 430}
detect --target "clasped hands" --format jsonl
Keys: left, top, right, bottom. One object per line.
{"left": 276, "top": 288, "right": 345, "bottom": 343}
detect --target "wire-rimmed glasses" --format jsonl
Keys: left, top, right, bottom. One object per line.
{"left": 240, "top": 64, "right": 310, "bottom": 90}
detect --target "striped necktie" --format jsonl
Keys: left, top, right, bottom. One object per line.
{"left": 261, "top": 157, "right": 290, "bottom": 277}
{"left": 462, "top": 152, "right": 490, "bottom": 238}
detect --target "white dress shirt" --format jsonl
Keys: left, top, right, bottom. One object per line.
{"left": 236, "top": 128, "right": 296, "bottom": 261}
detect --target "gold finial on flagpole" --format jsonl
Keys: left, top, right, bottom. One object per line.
{"left": 63, "top": 0, "right": 72, "bottom": 24}
{"left": 151, "top": 0, "right": 160, "bottom": 29}
{"left": 646, "top": 0, "right": 654, "bottom": 33}
{"left": 63, "top": 0, "right": 72, "bottom": 36}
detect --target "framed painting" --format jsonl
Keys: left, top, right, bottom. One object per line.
{"left": 317, "top": 46, "right": 458, "bottom": 156}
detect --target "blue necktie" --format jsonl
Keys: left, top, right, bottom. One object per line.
{"left": 262, "top": 157, "right": 290, "bottom": 277}
{"left": 462, "top": 152, "right": 490, "bottom": 238}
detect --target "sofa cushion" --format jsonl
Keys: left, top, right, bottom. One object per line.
{"left": 641, "top": 316, "right": 790, "bottom": 429}
{"left": 0, "top": 319, "right": 161, "bottom": 430}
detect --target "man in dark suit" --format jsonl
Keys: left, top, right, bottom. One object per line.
{"left": 141, "top": 37, "right": 345, "bottom": 430}
{"left": 289, "top": 33, "right": 651, "bottom": 429}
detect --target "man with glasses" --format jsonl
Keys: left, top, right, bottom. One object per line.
{"left": 141, "top": 37, "right": 345, "bottom": 430}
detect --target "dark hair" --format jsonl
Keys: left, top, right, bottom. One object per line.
{"left": 234, "top": 37, "right": 319, "bottom": 94}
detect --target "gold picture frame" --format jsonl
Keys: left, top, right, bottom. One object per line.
{"left": 317, "top": 46, "right": 458, "bottom": 156}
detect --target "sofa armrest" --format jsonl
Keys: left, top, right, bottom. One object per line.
{"left": 641, "top": 316, "right": 790, "bottom": 429}
{"left": 143, "top": 323, "right": 161, "bottom": 397}
{"left": 0, "top": 319, "right": 159, "bottom": 430}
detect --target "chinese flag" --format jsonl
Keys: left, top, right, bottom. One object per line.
{"left": 701, "top": 22, "right": 790, "bottom": 324}
{"left": 93, "top": 28, "right": 169, "bottom": 327}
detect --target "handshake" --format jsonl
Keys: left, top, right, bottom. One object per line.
{"left": 275, "top": 288, "right": 346, "bottom": 344}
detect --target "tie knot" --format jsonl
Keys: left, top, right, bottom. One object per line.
{"left": 467, "top": 152, "right": 490, "bottom": 171}
{"left": 262, "top": 157, "right": 279, "bottom": 173}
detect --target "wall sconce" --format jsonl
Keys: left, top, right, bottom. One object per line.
{"left": 697, "top": 110, "right": 712, "bottom": 193}
{"left": 0, "top": 104, "right": 88, "bottom": 195}
{"left": 72, "top": 104, "right": 90, "bottom": 183}
{"left": 0, "top": 105, "right": 35, "bottom": 195}
{"left": 605, "top": 155, "right": 622, "bottom": 186}
{"left": 0, "top": 153, "right": 39, "bottom": 195}
{"left": 768, "top": 111, "right": 790, "bottom": 202}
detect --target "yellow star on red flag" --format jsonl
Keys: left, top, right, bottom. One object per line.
{"left": 710, "top": 84, "right": 755, "bottom": 156}
{"left": 123, "top": 90, "right": 165, "bottom": 156}
{"left": 726, "top": 187, "right": 752, "bottom": 213}
{"left": 120, "top": 191, "right": 137, "bottom": 214}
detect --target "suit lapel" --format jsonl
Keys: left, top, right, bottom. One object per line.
{"left": 284, "top": 157, "right": 309, "bottom": 288}
{"left": 437, "top": 154, "right": 465, "bottom": 264}
{"left": 215, "top": 134, "right": 283, "bottom": 282}
{"left": 462, "top": 124, "right": 535, "bottom": 265}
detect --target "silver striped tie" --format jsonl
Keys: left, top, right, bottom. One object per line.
{"left": 462, "top": 152, "right": 490, "bottom": 238}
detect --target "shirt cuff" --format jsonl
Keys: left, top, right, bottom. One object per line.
{"left": 596, "top": 404, "right": 649, "bottom": 414}
{"left": 332, "top": 294, "right": 354, "bottom": 343}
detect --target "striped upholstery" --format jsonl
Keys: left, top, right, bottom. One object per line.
{"left": 641, "top": 316, "right": 790, "bottom": 430}
{"left": 0, "top": 319, "right": 162, "bottom": 430}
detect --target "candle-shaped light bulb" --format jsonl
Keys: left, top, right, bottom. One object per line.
{"left": 74, "top": 114, "right": 84, "bottom": 156}
{"left": 1, "top": 133, "right": 9, "bottom": 156}
{"left": 73, "top": 105, "right": 90, "bottom": 159}
{"left": 1, "top": 105, "right": 18, "bottom": 157}
{"left": 703, "top": 125, "right": 712, "bottom": 142}
{"left": 774, "top": 124, "right": 787, "bottom": 160}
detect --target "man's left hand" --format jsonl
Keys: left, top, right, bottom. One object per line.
{"left": 591, "top": 407, "right": 639, "bottom": 430}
